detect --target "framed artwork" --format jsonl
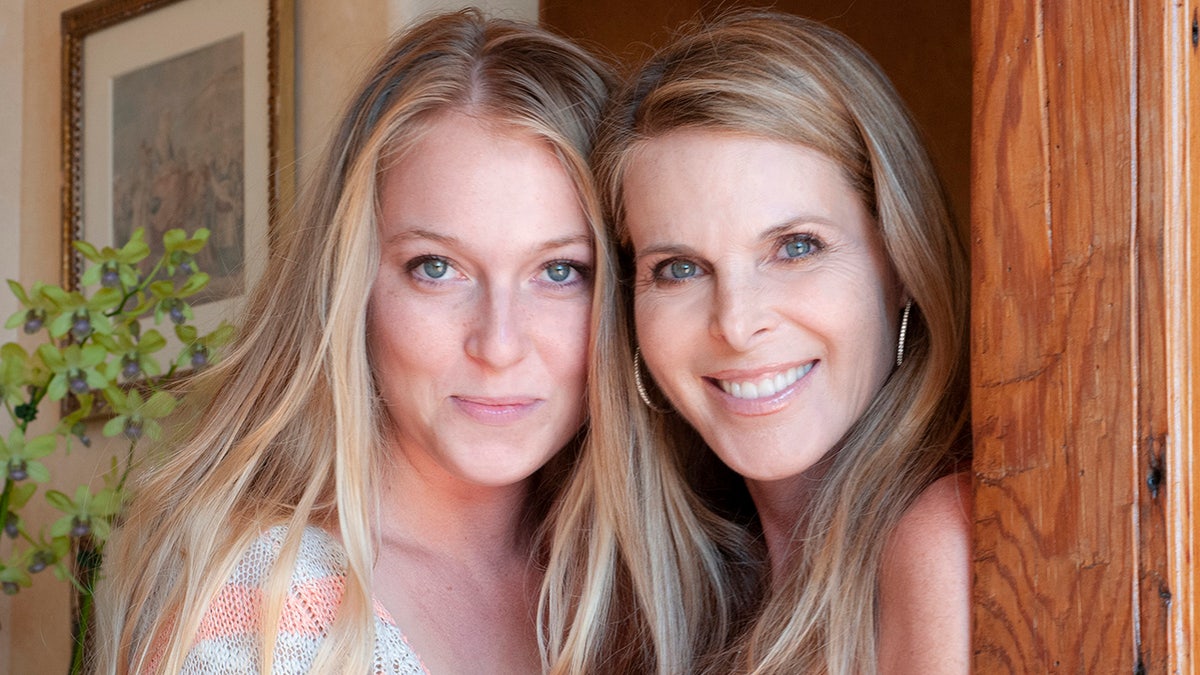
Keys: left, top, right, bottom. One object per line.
{"left": 61, "top": 0, "right": 295, "bottom": 336}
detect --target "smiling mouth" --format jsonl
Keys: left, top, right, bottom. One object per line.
{"left": 715, "top": 363, "right": 814, "bottom": 400}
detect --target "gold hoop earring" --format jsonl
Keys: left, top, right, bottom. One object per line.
{"left": 896, "top": 299, "right": 913, "bottom": 367}
{"left": 634, "top": 347, "right": 668, "bottom": 413}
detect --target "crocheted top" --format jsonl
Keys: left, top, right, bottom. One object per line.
{"left": 175, "top": 526, "right": 429, "bottom": 674}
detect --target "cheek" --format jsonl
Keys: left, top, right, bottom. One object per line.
{"left": 633, "top": 293, "right": 692, "bottom": 378}
{"left": 367, "top": 289, "right": 449, "bottom": 371}
{"left": 535, "top": 299, "right": 592, "bottom": 383}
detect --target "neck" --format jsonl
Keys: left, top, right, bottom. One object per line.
{"left": 744, "top": 459, "right": 833, "bottom": 584}
{"left": 377, "top": 453, "right": 535, "bottom": 567}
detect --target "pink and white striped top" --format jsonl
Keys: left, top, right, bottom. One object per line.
{"left": 173, "top": 526, "right": 429, "bottom": 674}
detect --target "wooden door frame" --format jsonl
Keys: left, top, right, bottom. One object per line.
{"left": 970, "top": 1, "right": 1197, "bottom": 670}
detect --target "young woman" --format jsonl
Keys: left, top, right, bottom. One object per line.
{"left": 95, "top": 10, "right": 629, "bottom": 673}
{"left": 596, "top": 11, "right": 972, "bottom": 674}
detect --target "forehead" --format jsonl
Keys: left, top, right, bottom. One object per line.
{"left": 622, "top": 130, "right": 870, "bottom": 243}
{"left": 377, "top": 112, "right": 591, "bottom": 245}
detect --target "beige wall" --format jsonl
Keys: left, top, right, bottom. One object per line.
{"left": 0, "top": 1, "right": 533, "bottom": 672}
{"left": 0, "top": 0, "right": 20, "bottom": 662}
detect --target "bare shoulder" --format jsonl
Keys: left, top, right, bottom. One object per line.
{"left": 891, "top": 472, "right": 971, "bottom": 549}
{"left": 876, "top": 471, "right": 971, "bottom": 674}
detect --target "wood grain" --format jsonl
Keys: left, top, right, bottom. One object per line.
{"left": 973, "top": 0, "right": 1194, "bottom": 671}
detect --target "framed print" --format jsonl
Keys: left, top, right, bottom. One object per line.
{"left": 61, "top": 0, "right": 294, "bottom": 343}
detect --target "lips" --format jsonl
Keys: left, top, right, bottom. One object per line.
{"left": 715, "top": 363, "right": 813, "bottom": 400}
{"left": 451, "top": 396, "right": 544, "bottom": 425}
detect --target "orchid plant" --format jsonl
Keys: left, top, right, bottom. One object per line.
{"left": 0, "top": 227, "right": 233, "bottom": 673}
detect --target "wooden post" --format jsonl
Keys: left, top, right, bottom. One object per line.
{"left": 972, "top": 1, "right": 1196, "bottom": 670}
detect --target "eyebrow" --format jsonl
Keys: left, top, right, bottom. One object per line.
{"left": 383, "top": 228, "right": 592, "bottom": 253}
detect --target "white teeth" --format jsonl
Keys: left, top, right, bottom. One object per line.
{"left": 718, "top": 363, "right": 812, "bottom": 400}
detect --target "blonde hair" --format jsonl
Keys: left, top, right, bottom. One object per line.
{"left": 595, "top": 11, "right": 970, "bottom": 674}
{"left": 94, "top": 10, "right": 613, "bottom": 674}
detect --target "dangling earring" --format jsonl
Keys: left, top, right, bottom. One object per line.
{"left": 896, "top": 299, "right": 913, "bottom": 367}
{"left": 634, "top": 347, "right": 668, "bottom": 412}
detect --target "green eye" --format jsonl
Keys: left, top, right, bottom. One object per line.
{"left": 668, "top": 260, "right": 698, "bottom": 279}
{"left": 421, "top": 258, "right": 449, "bottom": 279}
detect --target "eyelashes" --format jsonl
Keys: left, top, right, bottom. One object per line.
{"left": 407, "top": 255, "right": 461, "bottom": 282}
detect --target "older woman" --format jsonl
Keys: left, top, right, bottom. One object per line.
{"left": 596, "top": 11, "right": 972, "bottom": 673}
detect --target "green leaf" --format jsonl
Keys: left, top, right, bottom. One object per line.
{"left": 6, "top": 280, "right": 30, "bottom": 305}
{"left": 40, "top": 285, "right": 72, "bottom": 307}
{"left": 48, "top": 515, "right": 73, "bottom": 539}
{"left": 207, "top": 323, "right": 236, "bottom": 346}
{"left": 90, "top": 517, "right": 112, "bottom": 541}
{"left": 102, "top": 385, "right": 129, "bottom": 411}
{"left": 148, "top": 281, "right": 175, "bottom": 298}
{"left": 46, "top": 374, "right": 67, "bottom": 401}
{"left": 47, "top": 537, "right": 69, "bottom": 561}
{"left": 44, "top": 490, "right": 75, "bottom": 513}
{"left": 92, "top": 333, "right": 121, "bottom": 353}
{"left": 116, "top": 230, "right": 150, "bottom": 263}
{"left": 90, "top": 489, "right": 121, "bottom": 516}
{"left": 84, "top": 368, "right": 109, "bottom": 391}
{"left": 36, "top": 344, "right": 66, "bottom": 370}
{"left": 162, "top": 229, "right": 187, "bottom": 251}
{"left": 47, "top": 312, "right": 72, "bottom": 339}
{"left": 24, "top": 460, "right": 49, "bottom": 483}
{"left": 51, "top": 563, "right": 70, "bottom": 582}
{"left": 23, "top": 435, "right": 56, "bottom": 460}
{"left": 118, "top": 264, "right": 140, "bottom": 289}
{"left": 2, "top": 343, "right": 29, "bottom": 365}
{"left": 177, "top": 273, "right": 210, "bottom": 297}
{"left": 0, "top": 564, "right": 32, "bottom": 587}
{"left": 78, "top": 344, "right": 108, "bottom": 368}
{"left": 141, "top": 391, "right": 178, "bottom": 418}
{"left": 9, "top": 483, "right": 36, "bottom": 508}
{"left": 72, "top": 240, "right": 101, "bottom": 261}
{"left": 144, "top": 419, "right": 163, "bottom": 441}
{"left": 175, "top": 324, "right": 198, "bottom": 342}
{"left": 98, "top": 360, "right": 120, "bottom": 382}
{"left": 140, "top": 330, "right": 167, "bottom": 353}
{"left": 90, "top": 312, "right": 115, "bottom": 336}
{"left": 80, "top": 264, "right": 102, "bottom": 287}
{"left": 102, "top": 415, "right": 126, "bottom": 438}
{"left": 88, "top": 287, "right": 124, "bottom": 310}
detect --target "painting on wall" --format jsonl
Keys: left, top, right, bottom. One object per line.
{"left": 62, "top": 0, "right": 294, "bottom": 329}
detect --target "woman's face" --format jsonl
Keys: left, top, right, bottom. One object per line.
{"left": 624, "top": 130, "right": 900, "bottom": 488}
{"left": 368, "top": 112, "right": 592, "bottom": 490}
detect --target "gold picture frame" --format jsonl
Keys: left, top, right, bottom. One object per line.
{"left": 61, "top": 0, "right": 295, "bottom": 318}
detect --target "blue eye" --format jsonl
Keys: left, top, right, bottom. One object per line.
{"left": 781, "top": 235, "right": 821, "bottom": 260}
{"left": 408, "top": 256, "right": 456, "bottom": 281}
{"left": 422, "top": 258, "right": 449, "bottom": 278}
{"left": 667, "top": 260, "right": 698, "bottom": 279}
{"left": 545, "top": 262, "right": 574, "bottom": 283}
{"left": 650, "top": 258, "right": 704, "bottom": 285}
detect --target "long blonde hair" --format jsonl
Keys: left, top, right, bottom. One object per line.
{"left": 595, "top": 11, "right": 971, "bottom": 674}
{"left": 94, "top": 10, "right": 613, "bottom": 674}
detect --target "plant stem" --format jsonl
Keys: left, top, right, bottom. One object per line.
{"left": 0, "top": 477, "right": 12, "bottom": 536}
{"left": 110, "top": 258, "right": 166, "bottom": 318}
{"left": 116, "top": 441, "right": 137, "bottom": 494}
{"left": 68, "top": 535, "right": 101, "bottom": 675}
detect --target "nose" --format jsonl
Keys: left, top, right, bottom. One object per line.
{"left": 709, "top": 272, "right": 778, "bottom": 350}
{"left": 465, "top": 284, "right": 529, "bottom": 369}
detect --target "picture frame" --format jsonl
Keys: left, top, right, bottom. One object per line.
{"left": 61, "top": 0, "right": 295, "bottom": 340}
